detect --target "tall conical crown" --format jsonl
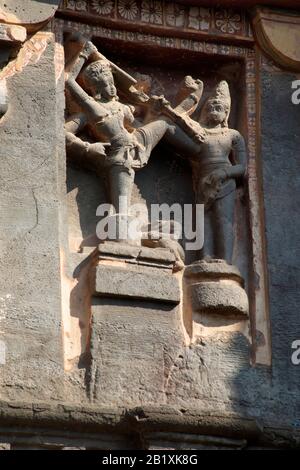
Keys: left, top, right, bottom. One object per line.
{"left": 213, "top": 80, "right": 231, "bottom": 109}
{"left": 201, "top": 80, "right": 231, "bottom": 127}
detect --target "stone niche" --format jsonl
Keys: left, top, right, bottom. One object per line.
{"left": 67, "top": 37, "right": 249, "bottom": 259}
{"left": 55, "top": 10, "right": 270, "bottom": 410}
{"left": 102, "top": 41, "right": 252, "bottom": 337}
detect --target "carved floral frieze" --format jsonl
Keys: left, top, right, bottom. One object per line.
{"left": 61, "top": 1, "right": 253, "bottom": 40}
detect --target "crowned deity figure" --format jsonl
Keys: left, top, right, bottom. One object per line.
{"left": 192, "top": 81, "right": 247, "bottom": 263}
{"left": 163, "top": 80, "right": 247, "bottom": 264}
{"left": 64, "top": 35, "right": 207, "bottom": 252}
{"left": 64, "top": 35, "right": 246, "bottom": 264}
{"left": 64, "top": 36, "right": 171, "bottom": 239}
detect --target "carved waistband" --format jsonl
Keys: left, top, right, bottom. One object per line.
{"left": 197, "top": 162, "right": 231, "bottom": 177}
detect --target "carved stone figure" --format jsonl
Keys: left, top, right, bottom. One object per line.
{"left": 64, "top": 35, "right": 246, "bottom": 267}
{"left": 163, "top": 80, "right": 247, "bottom": 265}
{"left": 64, "top": 35, "right": 170, "bottom": 241}
{"left": 159, "top": 80, "right": 249, "bottom": 317}
{"left": 192, "top": 81, "right": 247, "bottom": 264}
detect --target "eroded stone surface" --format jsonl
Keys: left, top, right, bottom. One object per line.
{"left": 89, "top": 299, "right": 184, "bottom": 406}
{"left": 0, "top": 1, "right": 60, "bottom": 29}
{"left": 0, "top": 23, "right": 26, "bottom": 42}
{"left": 0, "top": 32, "right": 66, "bottom": 402}
{"left": 190, "top": 281, "right": 249, "bottom": 317}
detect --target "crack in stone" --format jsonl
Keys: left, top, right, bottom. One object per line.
{"left": 28, "top": 189, "right": 39, "bottom": 233}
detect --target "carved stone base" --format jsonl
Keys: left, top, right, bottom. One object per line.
{"left": 88, "top": 241, "right": 183, "bottom": 405}
{"left": 95, "top": 241, "right": 180, "bottom": 302}
{"left": 184, "top": 259, "right": 249, "bottom": 318}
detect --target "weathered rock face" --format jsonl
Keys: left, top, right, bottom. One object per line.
{"left": 260, "top": 68, "right": 300, "bottom": 407}
{"left": 0, "top": 32, "right": 66, "bottom": 402}
{"left": 0, "top": 0, "right": 299, "bottom": 451}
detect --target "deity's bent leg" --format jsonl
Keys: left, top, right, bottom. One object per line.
{"left": 108, "top": 164, "right": 135, "bottom": 214}
{"left": 213, "top": 190, "right": 235, "bottom": 264}
{"left": 135, "top": 119, "right": 171, "bottom": 163}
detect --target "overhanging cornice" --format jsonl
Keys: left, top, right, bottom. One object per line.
{"left": 252, "top": 7, "right": 300, "bottom": 71}
{"left": 0, "top": 0, "right": 60, "bottom": 32}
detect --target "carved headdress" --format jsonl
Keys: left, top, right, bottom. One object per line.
{"left": 82, "top": 59, "right": 113, "bottom": 95}
{"left": 201, "top": 80, "right": 231, "bottom": 127}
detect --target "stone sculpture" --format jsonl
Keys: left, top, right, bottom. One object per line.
{"left": 164, "top": 81, "right": 248, "bottom": 317}
{"left": 64, "top": 35, "right": 171, "bottom": 242}
{"left": 64, "top": 35, "right": 247, "bottom": 280}
{"left": 160, "top": 80, "right": 247, "bottom": 264}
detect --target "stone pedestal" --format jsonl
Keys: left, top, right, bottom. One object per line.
{"left": 94, "top": 242, "right": 180, "bottom": 302}
{"left": 89, "top": 241, "right": 183, "bottom": 406}
{"left": 184, "top": 259, "right": 249, "bottom": 318}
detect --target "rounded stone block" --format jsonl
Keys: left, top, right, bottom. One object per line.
{"left": 185, "top": 259, "right": 249, "bottom": 317}
{"left": 190, "top": 280, "right": 249, "bottom": 317}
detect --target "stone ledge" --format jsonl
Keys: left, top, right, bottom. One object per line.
{"left": 98, "top": 242, "right": 176, "bottom": 268}
{"left": 184, "top": 259, "right": 243, "bottom": 283}
{"left": 0, "top": 400, "right": 299, "bottom": 448}
{"left": 0, "top": 400, "right": 258, "bottom": 437}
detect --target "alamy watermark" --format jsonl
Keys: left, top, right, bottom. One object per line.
{"left": 291, "top": 340, "right": 300, "bottom": 365}
{"left": 95, "top": 197, "right": 204, "bottom": 251}
{"left": 291, "top": 80, "right": 300, "bottom": 105}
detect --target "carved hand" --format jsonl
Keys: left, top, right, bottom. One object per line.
{"left": 87, "top": 142, "right": 107, "bottom": 159}
{"left": 208, "top": 169, "right": 228, "bottom": 185}
{"left": 67, "top": 33, "right": 98, "bottom": 55}
{"left": 183, "top": 75, "right": 203, "bottom": 92}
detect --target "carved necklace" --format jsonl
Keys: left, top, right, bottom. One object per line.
{"left": 202, "top": 126, "right": 228, "bottom": 136}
